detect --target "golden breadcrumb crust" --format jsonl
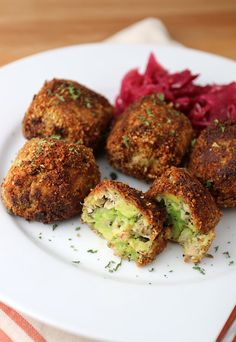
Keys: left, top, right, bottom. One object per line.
{"left": 1, "top": 138, "right": 100, "bottom": 223}
{"left": 82, "top": 180, "right": 167, "bottom": 266}
{"left": 106, "top": 94, "right": 193, "bottom": 181}
{"left": 23, "top": 79, "right": 113, "bottom": 149}
{"left": 188, "top": 120, "right": 236, "bottom": 208}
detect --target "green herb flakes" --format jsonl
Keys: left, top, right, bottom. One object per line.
{"left": 123, "top": 135, "right": 129, "bottom": 148}
{"left": 55, "top": 93, "right": 65, "bottom": 102}
{"left": 157, "top": 93, "right": 165, "bottom": 101}
{"left": 72, "top": 260, "right": 80, "bottom": 264}
{"left": 139, "top": 115, "right": 150, "bottom": 126}
{"left": 68, "top": 85, "right": 81, "bottom": 100}
{"left": 148, "top": 267, "right": 154, "bottom": 272}
{"left": 47, "top": 89, "right": 53, "bottom": 96}
{"left": 69, "top": 146, "right": 79, "bottom": 154}
{"left": 229, "top": 261, "right": 234, "bottom": 266}
{"left": 87, "top": 249, "right": 98, "bottom": 254}
{"left": 205, "top": 180, "right": 213, "bottom": 188}
{"left": 105, "top": 260, "right": 122, "bottom": 273}
{"left": 223, "top": 251, "right": 230, "bottom": 259}
{"left": 214, "top": 246, "right": 219, "bottom": 253}
{"left": 191, "top": 138, "right": 196, "bottom": 147}
{"left": 52, "top": 223, "right": 58, "bottom": 231}
{"left": 75, "top": 226, "right": 81, "bottom": 231}
{"left": 205, "top": 253, "right": 214, "bottom": 259}
{"left": 146, "top": 108, "right": 154, "bottom": 116}
{"left": 192, "top": 265, "right": 206, "bottom": 275}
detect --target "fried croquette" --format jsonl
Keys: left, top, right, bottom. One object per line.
{"left": 1, "top": 138, "right": 100, "bottom": 223}
{"left": 23, "top": 79, "right": 113, "bottom": 149}
{"left": 106, "top": 94, "right": 193, "bottom": 181}
{"left": 81, "top": 180, "right": 167, "bottom": 266}
{"left": 188, "top": 120, "right": 236, "bottom": 208}
{"left": 147, "top": 167, "right": 222, "bottom": 263}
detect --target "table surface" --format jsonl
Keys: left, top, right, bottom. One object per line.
{"left": 0, "top": 0, "right": 236, "bottom": 66}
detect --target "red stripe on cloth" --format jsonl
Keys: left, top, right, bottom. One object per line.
{"left": 0, "top": 303, "right": 46, "bottom": 342}
{"left": 0, "top": 329, "right": 14, "bottom": 342}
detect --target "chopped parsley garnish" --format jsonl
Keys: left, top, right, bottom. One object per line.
{"left": 193, "top": 265, "right": 206, "bottom": 275}
{"left": 52, "top": 223, "right": 58, "bottom": 231}
{"left": 220, "top": 125, "right": 225, "bottom": 133}
{"left": 191, "top": 138, "right": 196, "bottom": 147}
{"left": 72, "top": 260, "right": 80, "bottom": 264}
{"left": 105, "top": 260, "right": 122, "bottom": 273}
{"left": 110, "top": 172, "right": 118, "bottom": 180}
{"left": 69, "top": 146, "right": 79, "bottom": 154}
{"left": 148, "top": 267, "right": 154, "bottom": 272}
{"left": 123, "top": 135, "right": 129, "bottom": 148}
{"left": 169, "top": 270, "right": 173, "bottom": 273}
{"left": 223, "top": 251, "right": 230, "bottom": 259}
{"left": 214, "top": 246, "right": 219, "bottom": 253}
{"left": 229, "top": 261, "right": 234, "bottom": 266}
{"left": 55, "top": 93, "right": 65, "bottom": 102}
{"left": 157, "top": 93, "right": 165, "bottom": 101}
{"left": 68, "top": 85, "right": 81, "bottom": 100}
{"left": 75, "top": 226, "right": 81, "bottom": 231}
{"left": 139, "top": 115, "right": 150, "bottom": 126}
{"left": 205, "top": 180, "right": 213, "bottom": 188}
{"left": 87, "top": 249, "right": 98, "bottom": 253}
{"left": 68, "top": 238, "right": 72, "bottom": 241}
{"left": 47, "top": 88, "right": 53, "bottom": 96}
{"left": 75, "top": 140, "right": 82, "bottom": 144}
{"left": 205, "top": 253, "right": 214, "bottom": 258}
{"left": 146, "top": 108, "right": 154, "bottom": 116}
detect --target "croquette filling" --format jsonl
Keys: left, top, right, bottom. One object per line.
{"left": 82, "top": 191, "right": 154, "bottom": 262}
{"left": 157, "top": 194, "right": 214, "bottom": 261}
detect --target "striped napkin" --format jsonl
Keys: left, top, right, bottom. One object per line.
{"left": 0, "top": 17, "right": 234, "bottom": 342}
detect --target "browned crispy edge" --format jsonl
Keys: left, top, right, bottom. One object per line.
{"left": 146, "top": 166, "right": 222, "bottom": 234}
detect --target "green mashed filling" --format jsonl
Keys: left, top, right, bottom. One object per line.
{"left": 157, "top": 194, "right": 214, "bottom": 261}
{"left": 82, "top": 194, "right": 152, "bottom": 262}
{"left": 159, "top": 194, "right": 194, "bottom": 241}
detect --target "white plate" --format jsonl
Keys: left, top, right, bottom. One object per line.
{"left": 0, "top": 44, "right": 235, "bottom": 342}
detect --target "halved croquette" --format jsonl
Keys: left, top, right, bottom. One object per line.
{"left": 81, "top": 180, "right": 167, "bottom": 266}
{"left": 147, "top": 167, "right": 222, "bottom": 263}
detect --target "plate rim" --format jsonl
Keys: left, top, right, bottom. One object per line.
{"left": 0, "top": 42, "right": 235, "bottom": 342}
